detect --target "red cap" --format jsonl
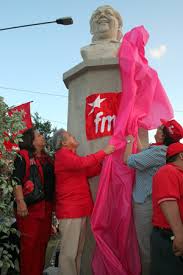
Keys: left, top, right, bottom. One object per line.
{"left": 160, "top": 119, "right": 183, "bottom": 142}
{"left": 167, "top": 142, "right": 183, "bottom": 158}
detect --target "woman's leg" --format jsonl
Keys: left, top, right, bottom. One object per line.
{"left": 17, "top": 213, "right": 51, "bottom": 275}
{"left": 17, "top": 214, "right": 41, "bottom": 275}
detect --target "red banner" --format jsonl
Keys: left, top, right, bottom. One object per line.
{"left": 1, "top": 102, "right": 33, "bottom": 155}
{"left": 9, "top": 101, "right": 33, "bottom": 133}
{"left": 85, "top": 92, "right": 121, "bottom": 140}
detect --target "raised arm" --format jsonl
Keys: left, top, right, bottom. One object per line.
{"left": 137, "top": 135, "right": 143, "bottom": 152}
{"left": 126, "top": 145, "right": 166, "bottom": 171}
{"left": 55, "top": 144, "right": 115, "bottom": 172}
{"left": 123, "top": 135, "right": 135, "bottom": 164}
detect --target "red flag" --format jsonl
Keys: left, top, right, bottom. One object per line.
{"left": 9, "top": 101, "right": 33, "bottom": 133}
{"left": 85, "top": 92, "right": 121, "bottom": 140}
{"left": 0, "top": 102, "right": 32, "bottom": 157}
{"left": 3, "top": 140, "right": 19, "bottom": 152}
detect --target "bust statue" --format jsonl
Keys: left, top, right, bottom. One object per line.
{"left": 81, "top": 5, "right": 123, "bottom": 61}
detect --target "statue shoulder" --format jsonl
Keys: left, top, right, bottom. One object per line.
{"left": 81, "top": 41, "right": 121, "bottom": 61}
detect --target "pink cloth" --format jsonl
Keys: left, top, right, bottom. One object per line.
{"left": 91, "top": 26, "right": 173, "bottom": 275}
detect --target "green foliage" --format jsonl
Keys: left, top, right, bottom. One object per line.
{"left": 0, "top": 103, "right": 56, "bottom": 274}
{"left": 0, "top": 97, "right": 24, "bottom": 274}
{"left": 32, "top": 112, "right": 57, "bottom": 152}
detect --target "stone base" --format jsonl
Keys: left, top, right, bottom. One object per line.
{"left": 63, "top": 58, "right": 149, "bottom": 275}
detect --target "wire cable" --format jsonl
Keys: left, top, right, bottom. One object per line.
{"left": 0, "top": 85, "right": 68, "bottom": 98}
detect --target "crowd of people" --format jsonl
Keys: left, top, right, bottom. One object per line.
{"left": 12, "top": 127, "right": 114, "bottom": 275}
{"left": 123, "top": 119, "right": 183, "bottom": 275}
{"left": 12, "top": 118, "right": 183, "bottom": 275}
{"left": 3, "top": 4, "right": 180, "bottom": 275}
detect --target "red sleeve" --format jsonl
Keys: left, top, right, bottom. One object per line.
{"left": 55, "top": 148, "right": 106, "bottom": 172}
{"left": 153, "top": 165, "right": 180, "bottom": 203}
{"left": 85, "top": 163, "right": 102, "bottom": 178}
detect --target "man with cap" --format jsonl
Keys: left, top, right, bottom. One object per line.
{"left": 123, "top": 119, "right": 183, "bottom": 275}
{"left": 151, "top": 142, "right": 183, "bottom": 275}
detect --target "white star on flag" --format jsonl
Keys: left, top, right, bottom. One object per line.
{"left": 88, "top": 95, "right": 106, "bottom": 115}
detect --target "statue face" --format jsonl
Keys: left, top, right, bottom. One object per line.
{"left": 91, "top": 6, "right": 120, "bottom": 41}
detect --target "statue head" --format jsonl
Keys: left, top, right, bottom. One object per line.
{"left": 90, "top": 5, "right": 123, "bottom": 43}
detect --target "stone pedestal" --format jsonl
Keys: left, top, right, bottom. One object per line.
{"left": 63, "top": 58, "right": 148, "bottom": 275}
{"left": 63, "top": 57, "right": 121, "bottom": 155}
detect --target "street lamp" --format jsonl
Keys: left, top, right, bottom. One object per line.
{"left": 0, "top": 17, "right": 73, "bottom": 31}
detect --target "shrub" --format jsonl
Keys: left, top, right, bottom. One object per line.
{"left": 0, "top": 97, "right": 24, "bottom": 274}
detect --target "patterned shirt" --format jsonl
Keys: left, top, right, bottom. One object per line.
{"left": 127, "top": 145, "right": 167, "bottom": 203}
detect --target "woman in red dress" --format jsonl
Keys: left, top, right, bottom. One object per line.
{"left": 13, "top": 128, "right": 55, "bottom": 275}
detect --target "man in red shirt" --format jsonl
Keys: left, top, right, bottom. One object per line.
{"left": 151, "top": 142, "right": 183, "bottom": 275}
{"left": 53, "top": 129, "right": 115, "bottom": 275}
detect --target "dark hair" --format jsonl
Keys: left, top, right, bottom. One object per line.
{"left": 166, "top": 154, "right": 179, "bottom": 163}
{"left": 19, "top": 128, "right": 35, "bottom": 152}
{"left": 163, "top": 126, "right": 176, "bottom": 146}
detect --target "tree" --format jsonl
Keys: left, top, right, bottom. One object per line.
{"left": 0, "top": 97, "right": 24, "bottom": 274}
{"left": 32, "top": 112, "right": 57, "bottom": 152}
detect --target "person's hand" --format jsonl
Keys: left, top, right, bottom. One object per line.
{"left": 125, "top": 135, "right": 135, "bottom": 143}
{"left": 51, "top": 225, "right": 59, "bottom": 235}
{"left": 173, "top": 233, "right": 183, "bottom": 256}
{"left": 52, "top": 214, "right": 59, "bottom": 234}
{"left": 103, "top": 144, "right": 115, "bottom": 155}
{"left": 16, "top": 199, "right": 28, "bottom": 217}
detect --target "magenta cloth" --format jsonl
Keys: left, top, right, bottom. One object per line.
{"left": 91, "top": 26, "right": 174, "bottom": 275}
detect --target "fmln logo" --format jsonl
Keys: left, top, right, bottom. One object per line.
{"left": 85, "top": 92, "right": 121, "bottom": 140}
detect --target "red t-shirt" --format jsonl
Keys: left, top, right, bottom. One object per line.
{"left": 54, "top": 147, "right": 106, "bottom": 219}
{"left": 152, "top": 163, "right": 183, "bottom": 229}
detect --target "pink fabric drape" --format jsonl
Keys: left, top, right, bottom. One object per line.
{"left": 91, "top": 26, "right": 173, "bottom": 275}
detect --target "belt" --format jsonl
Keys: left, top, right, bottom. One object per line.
{"left": 153, "top": 226, "right": 174, "bottom": 240}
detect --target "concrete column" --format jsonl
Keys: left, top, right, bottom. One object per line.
{"left": 63, "top": 58, "right": 148, "bottom": 275}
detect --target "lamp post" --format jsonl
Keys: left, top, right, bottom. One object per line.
{"left": 0, "top": 17, "right": 73, "bottom": 31}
